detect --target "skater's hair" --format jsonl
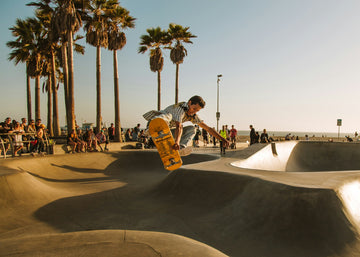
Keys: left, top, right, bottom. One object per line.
{"left": 189, "top": 95, "right": 205, "bottom": 108}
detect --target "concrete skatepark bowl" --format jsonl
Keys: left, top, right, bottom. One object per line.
{"left": 1, "top": 141, "right": 360, "bottom": 257}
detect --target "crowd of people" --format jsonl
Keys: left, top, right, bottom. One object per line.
{"left": 0, "top": 116, "right": 118, "bottom": 156}
{"left": 249, "top": 125, "right": 274, "bottom": 145}
{"left": 0, "top": 117, "right": 48, "bottom": 156}
{"left": 66, "top": 128, "right": 110, "bottom": 154}
{"left": 7, "top": 115, "right": 346, "bottom": 158}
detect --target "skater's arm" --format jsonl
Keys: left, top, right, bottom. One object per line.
{"left": 173, "top": 121, "right": 183, "bottom": 150}
{"left": 199, "top": 122, "right": 230, "bottom": 147}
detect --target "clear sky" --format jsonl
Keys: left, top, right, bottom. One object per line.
{"left": 1, "top": 0, "right": 360, "bottom": 134}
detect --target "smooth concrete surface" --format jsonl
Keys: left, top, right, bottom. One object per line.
{"left": 232, "top": 141, "right": 360, "bottom": 172}
{"left": 1, "top": 142, "right": 360, "bottom": 257}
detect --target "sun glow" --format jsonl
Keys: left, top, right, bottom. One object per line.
{"left": 339, "top": 181, "right": 360, "bottom": 226}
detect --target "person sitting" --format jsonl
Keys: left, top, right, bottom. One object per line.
{"left": 32, "top": 124, "right": 45, "bottom": 155}
{"left": 346, "top": 136, "right": 353, "bottom": 142}
{"left": 20, "top": 118, "right": 29, "bottom": 152}
{"left": 125, "top": 129, "right": 132, "bottom": 142}
{"left": 76, "top": 129, "right": 87, "bottom": 152}
{"left": 0, "top": 117, "right": 13, "bottom": 155}
{"left": 96, "top": 130, "right": 109, "bottom": 151}
{"left": 12, "top": 122, "right": 24, "bottom": 156}
{"left": 84, "top": 129, "right": 98, "bottom": 151}
{"left": 67, "top": 129, "right": 78, "bottom": 153}
{"left": 260, "top": 129, "right": 270, "bottom": 143}
{"left": 20, "top": 118, "right": 28, "bottom": 131}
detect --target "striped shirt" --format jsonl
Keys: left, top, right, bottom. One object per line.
{"left": 143, "top": 102, "right": 203, "bottom": 128}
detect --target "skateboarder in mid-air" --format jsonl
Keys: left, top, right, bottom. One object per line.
{"left": 144, "top": 95, "right": 230, "bottom": 156}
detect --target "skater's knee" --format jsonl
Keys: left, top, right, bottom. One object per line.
{"left": 183, "top": 125, "right": 196, "bottom": 133}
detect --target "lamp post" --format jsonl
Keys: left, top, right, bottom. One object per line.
{"left": 216, "top": 74, "right": 222, "bottom": 132}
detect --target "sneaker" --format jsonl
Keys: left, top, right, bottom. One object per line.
{"left": 179, "top": 146, "right": 192, "bottom": 156}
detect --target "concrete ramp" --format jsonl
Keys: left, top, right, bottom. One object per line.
{"left": 231, "top": 141, "right": 298, "bottom": 171}
{"left": 232, "top": 141, "right": 360, "bottom": 172}
{"left": 1, "top": 150, "right": 360, "bottom": 256}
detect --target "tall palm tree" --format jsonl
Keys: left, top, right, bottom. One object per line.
{"left": 84, "top": 0, "right": 117, "bottom": 132}
{"left": 7, "top": 18, "right": 36, "bottom": 122}
{"left": 139, "top": 27, "right": 170, "bottom": 110}
{"left": 11, "top": 17, "right": 46, "bottom": 122}
{"left": 107, "top": 5, "right": 135, "bottom": 142}
{"left": 28, "top": 0, "right": 59, "bottom": 136}
{"left": 52, "top": 0, "right": 86, "bottom": 132}
{"left": 168, "top": 23, "right": 196, "bottom": 104}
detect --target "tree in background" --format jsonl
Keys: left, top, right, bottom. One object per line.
{"left": 138, "top": 27, "right": 170, "bottom": 111}
{"left": 84, "top": 0, "right": 119, "bottom": 132}
{"left": 52, "top": 0, "right": 86, "bottom": 132}
{"left": 107, "top": 5, "right": 135, "bottom": 142}
{"left": 7, "top": 18, "right": 35, "bottom": 122}
{"left": 168, "top": 23, "right": 196, "bottom": 104}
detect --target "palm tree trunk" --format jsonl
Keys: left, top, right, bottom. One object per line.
{"left": 51, "top": 50, "right": 60, "bottom": 136}
{"left": 62, "top": 44, "right": 70, "bottom": 133}
{"left": 157, "top": 71, "right": 161, "bottom": 111}
{"left": 26, "top": 68, "right": 32, "bottom": 122}
{"left": 175, "top": 64, "right": 179, "bottom": 104}
{"left": 113, "top": 50, "right": 122, "bottom": 142}
{"left": 47, "top": 75, "right": 54, "bottom": 137}
{"left": 35, "top": 75, "right": 41, "bottom": 121}
{"left": 96, "top": 45, "right": 102, "bottom": 132}
{"left": 68, "top": 31, "right": 75, "bottom": 131}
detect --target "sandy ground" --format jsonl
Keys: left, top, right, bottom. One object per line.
{"left": 1, "top": 142, "right": 360, "bottom": 257}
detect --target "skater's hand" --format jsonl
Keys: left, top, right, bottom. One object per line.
{"left": 173, "top": 143, "right": 180, "bottom": 150}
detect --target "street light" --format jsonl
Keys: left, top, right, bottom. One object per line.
{"left": 216, "top": 74, "right": 222, "bottom": 132}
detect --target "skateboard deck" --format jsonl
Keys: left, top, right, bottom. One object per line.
{"left": 149, "top": 118, "right": 182, "bottom": 171}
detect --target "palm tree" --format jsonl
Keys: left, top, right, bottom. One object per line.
{"left": 9, "top": 17, "right": 46, "bottom": 122}
{"left": 107, "top": 5, "right": 135, "bottom": 142}
{"left": 52, "top": 0, "right": 86, "bottom": 132}
{"left": 139, "top": 27, "right": 170, "bottom": 110}
{"left": 28, "top": 0, "right": 59, "bottom": 136}
{"left": 84, "top": 0, "right": 118, "bottom": 132}
{"left": 168, "top": 23, "right": 196, "bottom": 104}
{"left": 7, "top": 18, "right": 36, "bottom": 122}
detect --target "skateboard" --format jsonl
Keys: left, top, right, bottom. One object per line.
{"left": 149, "top": 118, "right": 183, "bottom": 171}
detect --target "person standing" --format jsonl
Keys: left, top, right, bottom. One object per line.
{"left": 108, "top": 123, "right": 115, "bottom": 141}
{"left": 132, "top": 123, "right": 141, "bottom": 141}
{"left": 230, "top": 125, "right": 237, "bottom": 149}
{"left": 249, "top": 125, "right": 256, "bottom": 145}
{"left": 220, "top": 125, "right": 228, "bottom": 155}
{"left": 193, "top": 125, "right": 201, "bottom": 147}
{"left": 202, "top": 128, "right": 208, "bottom": 146}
